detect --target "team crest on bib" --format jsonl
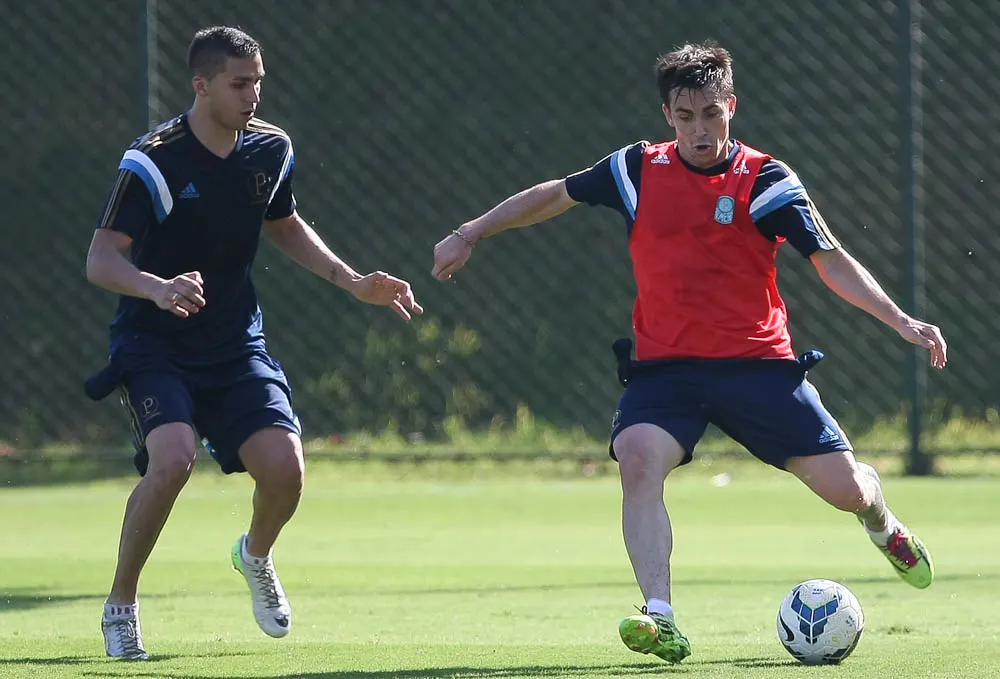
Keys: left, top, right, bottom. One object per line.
{"left": 714, "top": 195, "right": 736, "bottom": 224}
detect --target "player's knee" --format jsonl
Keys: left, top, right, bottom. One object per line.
{"left": 271, "top": 444, "right": 304, "bottom": 497}
{"left": 144, "top": 423, "right": 197, "bottom": 489}
{"left": 824, "top": 471, "right": 869, "bottom": 513}
{"left": 245, "top": 429, "right": 304, "bottom": 497}
{"left": 615, "top": 425, "right": 682, "bottom": 492}
{"left": 618, "top": 446, "right": 656, "bottom": 491}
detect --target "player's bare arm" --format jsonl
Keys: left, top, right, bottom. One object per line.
{"left": 432, "top": 179, "right": 578, "bottom": 280}
{"left": 85, "top": 228, "right": 206, "bottom": 318}
{"left": 263, "top": 211, "right": 423, "bottom": 321}
{"left": 810, "top": 248, "right": 947, "bottom": 369}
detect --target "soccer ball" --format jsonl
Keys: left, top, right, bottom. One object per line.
{"left": 776, "top": 579, "right": 864, "bottom": 665}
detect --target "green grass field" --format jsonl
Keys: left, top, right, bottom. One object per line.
{"left": 1, "top": 459, "right": 998, "bottom": 678}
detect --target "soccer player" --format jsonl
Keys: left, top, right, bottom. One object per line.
{"left": 432, "top": 41, "right": 945, "bottom": 664}
{"left": 84, "top": 26, "right": 422, "bottom": 660}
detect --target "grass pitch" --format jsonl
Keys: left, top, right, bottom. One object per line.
{"left": 1, "top": 459, "right": 998, "bottom": 678}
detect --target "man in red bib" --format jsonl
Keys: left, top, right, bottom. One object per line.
{"left": 432, "top": 40, "right": 946, "bottom": 664}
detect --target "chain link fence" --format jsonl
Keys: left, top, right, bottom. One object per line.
{"left": 2, "top": 0, "right": 998, "bottom": 464}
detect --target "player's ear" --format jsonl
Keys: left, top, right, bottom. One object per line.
{"left": 192, "top": 74, "right": 211, "bottom": 97}
{"left": 727, "top": 94, "right": 737, "bottom": 118}
{"left": 662, "top": 103, "right": 675, "bottom": 128}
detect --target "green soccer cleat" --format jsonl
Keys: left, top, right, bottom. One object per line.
{"left": 873, "top": 524, "right": 934, "bottom": 589}
{"left": 856, "top": 464, "right": 934, "bottom": 589}
{"left": 619, "top": 607, "right": 692, "bottom": 664}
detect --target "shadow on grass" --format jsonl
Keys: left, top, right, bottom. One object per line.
{"left": 0, "top": 654, "right": 185, "bottom": 667}
{"left": 81, "top": 664, "right": 680, "bottom": 679}
{"left": 698, "top": 657, "right": 800, "bottom": 669}
{"left": 0, "top": 454, "right": 136, "bottom": 488}
{"left": 0, "top": 588, "right": 176, "bottom": 612}
{"left": 0, "top": 590, "right": 106, "bottom": 612}
{"left": 357, "top": 571, "right": 992, "bottom": 599}
{"left": 0, "top": 656, "right": 97, "bottom": 666}
{"left": 0, "top": 651, "right": 249, "bottom": 669}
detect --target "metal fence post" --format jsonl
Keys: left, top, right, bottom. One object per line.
{"left": 144, "top": 0, "right": 159, "bottom": 129}
{"left": 902, "top": 0, "right": 932, "bottom": 475}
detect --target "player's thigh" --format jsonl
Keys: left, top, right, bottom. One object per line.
{"left": 785, "top": 449, "right": 870, "bottom": 512}
{"left": 707, "top": 361, "right": 852, "bottom": 471}
{"left": 610, "top": 367, "right": 709, "bottom": 479}
{"left": 119, "top": 371, "right": 197, "bottom": 477}
{"left": 193, "top": 355, "right": 302, "bottom": 475}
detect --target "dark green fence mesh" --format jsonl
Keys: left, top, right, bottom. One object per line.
{"left": 3, "top": 0, "right": 997, "bottom": 459}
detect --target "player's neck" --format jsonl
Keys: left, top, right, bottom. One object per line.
{"left": 676, "top": 138, "right": 734, "bottom": 170}
{"left": 187, "top": 105, "right": 240, "bottom": 159}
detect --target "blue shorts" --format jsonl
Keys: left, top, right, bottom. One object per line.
{"left": 87, "top": 343, "right": 301, "bottom": 476}
{"left": 609, "top": 348, "right": 851, "bottom": 470}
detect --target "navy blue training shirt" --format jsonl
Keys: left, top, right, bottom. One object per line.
{"left": 564, "top": 139, "right": 840, "bottom": 258}
{"left": 96, "top": 113, "right": 295, "bottom": 360}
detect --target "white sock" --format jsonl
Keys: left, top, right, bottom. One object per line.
{"left": 646, "top": 598, "right": 673, "bottom": 619}
{"left": 242, "top": 535, "right": 271, "bottom": 564}
{"left": 864, "top": 508, "right": 900, "bottom": 546}
{"left": 104, "top": 602, "right": 137, "bottom": 619}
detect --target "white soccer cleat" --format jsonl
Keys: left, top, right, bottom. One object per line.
{"left": 102, "top": 604, "right": 149, "bottom": 660}
{"left": 231, "top": 534, "right": 292, "bottom": 638}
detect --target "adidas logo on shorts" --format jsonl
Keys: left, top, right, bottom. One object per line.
{"left": 818, "top": 425, "right": 840, "bottom": 444}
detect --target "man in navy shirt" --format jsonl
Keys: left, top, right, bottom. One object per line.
{"left": 86, "top": 26, "right": 422, "bottom": 660}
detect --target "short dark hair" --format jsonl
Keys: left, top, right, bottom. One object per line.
{"left": 187, "top": 26, "right": 261, "bottom": 78}
{"left": 655, "top": 40, "right": 734, "bottom": 107}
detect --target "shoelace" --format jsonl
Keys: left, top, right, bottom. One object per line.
{"left": 885, "top": 531, "right": 919, "bottom": 567}
{"left": 632, "top": 605, "right": 674, "bottom": 636}
{"left": 251, "top": 561, "right": 283, "bottom": 609}
{"left": 111, "top": 618, "right": 145, "bottom": 657}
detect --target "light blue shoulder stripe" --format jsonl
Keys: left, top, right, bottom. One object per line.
{"left": 609, "top": 145, "right": 638, "bottom": 220}
{"left": 119, "top": 149, "right": 172, "bottom": 223}
{"left": 749, "top": 173, "right": 806, "bottom": 221}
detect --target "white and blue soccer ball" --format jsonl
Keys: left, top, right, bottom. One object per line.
{"left": 776, "top": 578, "right": 865, "bottom": 665}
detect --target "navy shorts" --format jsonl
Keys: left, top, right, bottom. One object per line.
{"left": 109, "top": 348, "right": 301, "bottom": 476}
{"left": 609, "top": 348, "right": 851, "bottom": 470}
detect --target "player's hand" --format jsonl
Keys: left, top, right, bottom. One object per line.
{"left": 895, "top": 316, "right": 948, "bottom": 369}
{"left": 349, "top": 271, "right": 424, "bottom": 321}
{"left": 432, "top": 228, "right": 476, "bottom": 281}
{"left": 153, "top": 271, "right": 206, "bottom": 318}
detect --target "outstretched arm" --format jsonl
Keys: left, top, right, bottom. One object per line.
{"left": 810, "top": 248, "right": 947, "bottom": 369}
{"left": 433, "top": 142, "right": 644, "bottom": 281}
{"left": 748, "top": 158, "right": 947, "bottom": 370}
{"left": 264, "top": 211, "right": 423, "bottom": 321}
{"left": 432, "top": 179, "right": 579, "bottom": 281}
{"left": 462, "top": 179, "right": 579, "bottom": 241}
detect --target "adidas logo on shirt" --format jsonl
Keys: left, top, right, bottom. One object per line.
{"left": 179, "top": 182, "right": 200, "bottom": 199}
